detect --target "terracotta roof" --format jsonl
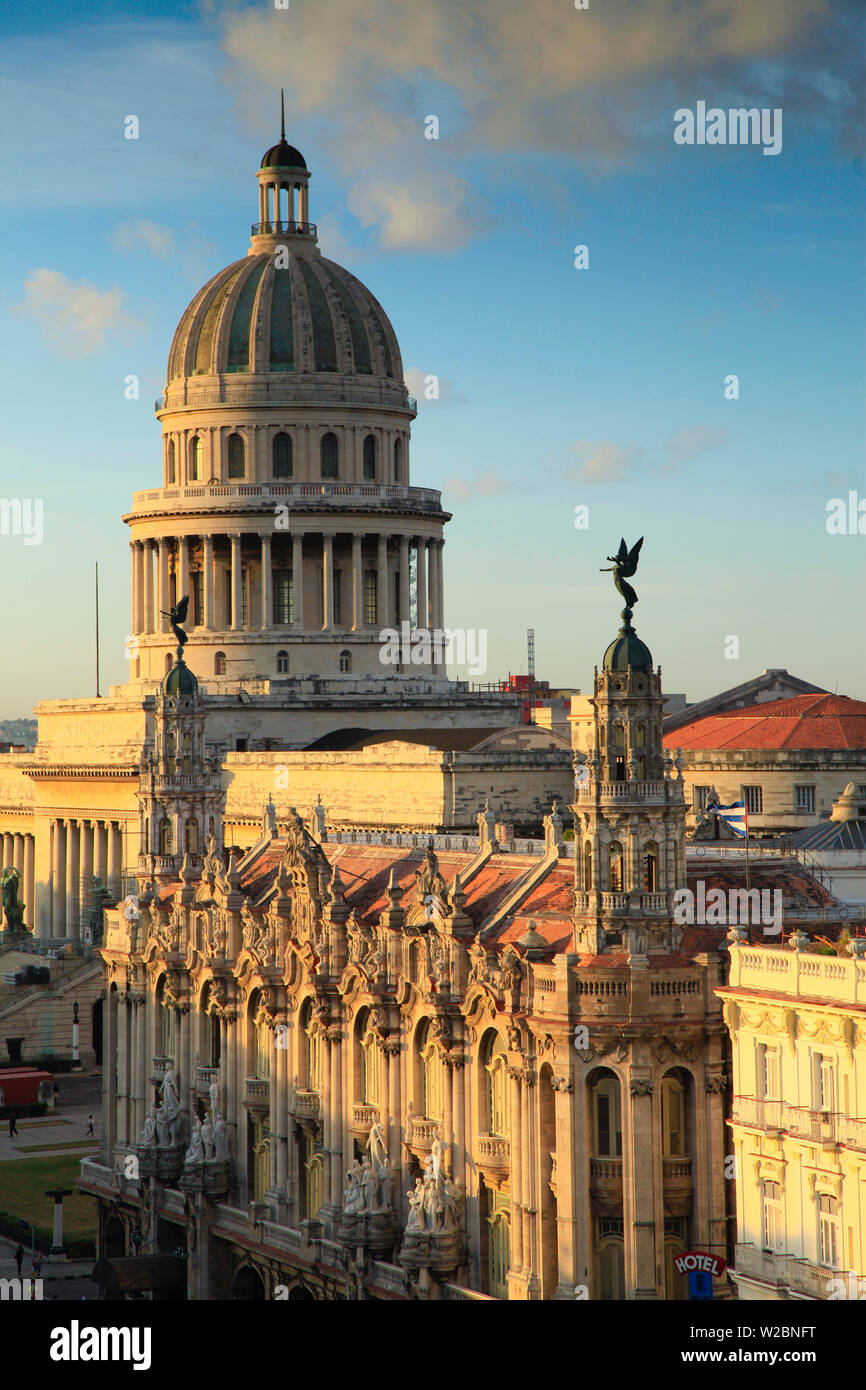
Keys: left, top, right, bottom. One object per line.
{"left": 664, "top": 694, "right": 866, "bottom": 751}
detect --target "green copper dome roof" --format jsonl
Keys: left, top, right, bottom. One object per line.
{"left": 603, "top": 617, "right": 653, "bottom": 673}
{"left": 162, "top": 656, "right": 199, "bottom": 697}
{"left": 166, "top": 251, "right": 401, "bottom": 384}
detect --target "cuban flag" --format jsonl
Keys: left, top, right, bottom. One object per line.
{"left": 715, "top": 801, "right": 748, "bottom": 837}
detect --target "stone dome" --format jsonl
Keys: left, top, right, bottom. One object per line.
{"left": 166, "top": 250, "right": 403, "bottom": 387}
{"left": 603, "top": 620, "right": 653, "bottom": 673}
{"left": 161, "top": 656, "right": 199, "bottom": 697}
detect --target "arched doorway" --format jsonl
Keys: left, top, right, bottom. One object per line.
{"left": 104, "top": 1215, "right": 125, "bottom": 1260}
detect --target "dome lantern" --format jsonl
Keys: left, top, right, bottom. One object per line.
{"left": 252, "top": 90, "right": 313, "bottom": 253}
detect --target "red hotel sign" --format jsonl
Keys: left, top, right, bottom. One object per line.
{"left": 673, "top": 1251, "right": 727, "bottom": 1278}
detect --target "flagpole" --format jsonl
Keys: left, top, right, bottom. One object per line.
{"left": 95, "top": 562, "right": 101, "bottom": 699}
{"left": 744, "top": 801, "right": 751, "bottom": 930}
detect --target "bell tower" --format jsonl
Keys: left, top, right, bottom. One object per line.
{"left": 137, "top": 642, "right": 225, "bottom": 889}
{"left": 572, "top": 541, "right": 687, "bottom": 959}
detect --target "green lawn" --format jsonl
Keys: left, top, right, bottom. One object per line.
{"left": 0, "top": 1156, "right": 97, "bottom": 1241}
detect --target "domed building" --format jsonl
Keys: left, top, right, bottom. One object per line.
{"left": 126, "top": 130, "right": 445, "bottom": 685}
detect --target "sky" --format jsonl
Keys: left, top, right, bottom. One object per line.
{"left": 0, "top": 0, "right": 864, "bottom": 716}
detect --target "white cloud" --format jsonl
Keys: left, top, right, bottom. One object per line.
{"left": 444, "top": 470, "right": 511, "bottom": 500}
{"left": 567, "top": 439, "right": 642, "bottom": 483}
{"left": 13, "top": 268, "right": 143, "bottom": 358}
{"left": 404, "top": 367, "right": 467, "bottom": 405}
{"left": 346, "top": 173, "right": 485, "bottom": 251}
{"left": 113, "top": 218, "right": 176, "bottom": 259}
{"left": 665, "top": 425, "right": 727, "bottom": 472}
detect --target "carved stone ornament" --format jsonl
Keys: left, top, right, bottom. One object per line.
{"left": 629, "top": 1078, "right": 654, "bottom": 1097}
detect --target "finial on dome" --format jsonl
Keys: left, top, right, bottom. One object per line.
{"left": 280, "top": 87, "right": 285, "bottom": 141}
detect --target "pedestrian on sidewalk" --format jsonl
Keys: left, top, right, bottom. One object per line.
{"left": 33, "top": 1253, "right": 42, "bottom": 1278}
{"left": 86, "top": 1115, "right": 94, "bottom": 1136}
{"left": 14, "top": 1245, "right": 23, "bottom": 1278}
{"left": 8, "top": 1112, "right": 18, "bottom": 1137}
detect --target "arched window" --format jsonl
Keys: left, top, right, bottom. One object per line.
{"left": 483, "top": 1031, "right": 510, "bottom": 1136}
{"left": 185, "top": 818, "right": 198, "bottom": 854}
{"left": 607, "top": 840, "right": 623, "bottom": 892}
{"left": 215, "top": 652, "right": 226, "bottom": 675}
{"left": 583, "top": 840, "right": 593, "bottom": 892}
{"left": 300, "top": 999, "right": 320, "bottom": 1090}
{"left": 189, "top": 435, "right": 203, "bottom": 481}
{"left": 660, "top": 1074, "right": 685, "bottom": 1156}
{"left": 320, "top": 432, "right": 339, "bottom": 479}
{"left": 591, "top": 1072, "right": 622, "bottom": 1157}
{"left": 182, "top": 731, "right": 191, "bottom": 776}
{"left": 417, "top": 1020, "right": 442, "bottom": 1120}
{"left": 643, "top": 840, "right": 658, "bottom": 892}
{"left": 159, "top": 817, "right": 173, "bottom": 856}
{"left": 362, "top": 434, "right": 376, "bottom": 480}
{"left": 227, "top": 433, "right": 245, "bottom": 479}
{"left": 273, "top": 432, "right": 292, "bottom": 479}
{"left": 276, "top": 650, "right": 289, "bottom": 674}
{"left": 166, "top": 439, "right": 176, "bottom": 485}
{"left": 393, "top": 437, "right": 402, "bottom": 482}
{"left": 614, "top": 724, "right": 626, "bottom": 781}
{"left": 339, "top": 650, "right": 351, "bottom": 673}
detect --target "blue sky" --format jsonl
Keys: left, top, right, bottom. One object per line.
{"left": 1, "top": 0, "right": 863, "bottom": 716}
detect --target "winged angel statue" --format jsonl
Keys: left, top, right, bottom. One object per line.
{"left": 600, "top": 537, "right": 643, "bottom": 611}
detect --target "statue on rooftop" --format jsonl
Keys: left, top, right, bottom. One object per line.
{"left": 1, "top": 866, "right": 24, "bottom": 933}
{"left": 160, "top": 594, "right": 190, "bottom": 650}
{"left": 600, "top": 537, "right": 644, "bottom": 611}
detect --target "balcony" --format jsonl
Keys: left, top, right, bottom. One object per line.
{"left": 292, "top": 1089, "right": 320, "bottom": 1120}
{"left": 243, "top": 1077, "right": 270, "bottom": 1109}
{"left": 589, "top": 1156, "right": 623, "bottom": 1210}
{"left": 194, "top": 1065, "right": 220, "bottom": 1093}
{"left": 251, "top": 219, "right": 317, "bottom": 237}
{"left": 128, "top": 479, "right": 435, "bottom": 517}
{"left": 641, "top": 891, "right": 668, "bottom": 914}
{"left": 662, "top": 1156, "right": 693, "bottom": 1215}
{"left": 733, "top": 1243, "right": 836, "bottom": 1299}
{"left": 351, "top": 1102, "right": 380, "bottom": 1134}
{"left": 407, "top": 1116, "right": 439, "bottom": 1151}
{"left": 575, "top": 780, "right": 673, "bottom": 805}
{"left": 785, "top": 1106, "right": 837, "bottom": 1144}
{"left": 475, "top": 1134, "right": 510, "bottom": 1172}
{"left": 151, "top": 1056, "right": 174, "bottom": 1083}
{"left": 731, "top": 1096, "right": 785, "bottom": 1131}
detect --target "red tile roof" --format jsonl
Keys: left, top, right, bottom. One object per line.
{"left": 664, "top": 694, "right": 866, "bottom": 751}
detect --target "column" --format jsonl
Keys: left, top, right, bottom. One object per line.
{"left": 24, "top": 835, "right": 35, "bottom": 933}
{"left": 377, "top": 535, "right": 388, "bottom": 629}
{"left": 452, "top": 1055, "right": 465, "bottom": 1190}
{"left": 107, "top": 822, "right": 122, "bottom": 898}
{"left": 436, "top": 539, "right": 445, "bottom": 629}
{"left": 260, "top": 533, "right": 272, "bottom": 630}
{"left": 93, "top": 820, "right": 107, "bottom": 886}
{"left": 79, "top": 820, "right": 93, "bottom": 937}
{"left": 292, "top": 532, "right": 305, "bottom": 629}
{"left": 143, "top": 541, "right": 155, "bottom": 634}
{"left": 509, "top": 1065, "right": 524, "bottom": 1272}
{"left": 322, "top": 534, "right": 334, "bottom": 630}
{"left": 351, "top": 533, "right": 363, "bottom": 630}
{"left": 276, "top": 1014, "right": 289, "bottom": 1199}
{"left": 398, "top": 535, "right": 410, "bottom": 626}
{"left": 13, "top": 833, "right": 23, "bottom": 877}
{"left": 65, "top": 819, "right": 80, "bottom": 940}
{"left": 230, "top": 533, "right": 243, "bottom": 630}
{"left": 105, "top": 985, "right": 117, "bottom": 1162}
{"left": 158, "top": 538, "right": 170, "bottom": 631}
{"left": 416, "top": 538, "right": 428, "bottom": 629}
{"left": 626, "top": 1076, "right": 658, "bottom": 1297}
{"left": 203, "top": 535, "right": 215, "bottom": 629}
{"left": 428, "top": 541, "right": 439, "bottom": 633}
{"left": 328, "top": 1026, "right": 343, "bottom": 1209}
{"left": 2, "top": 834, "right": 11, "bottom": 868}
{"left": 116, "top": 995, "right": 129, "bottom": 1150}
{"left": 178, "top": 535, "right": 190, "bottom": 606}
{"left": 52, "top": 820, "right": 66, "bottom": 938}
{"left": 130, "top": 542, "right": 140, "bottom": 636}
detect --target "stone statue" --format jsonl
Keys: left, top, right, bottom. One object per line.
{"left": 184, "top": 1117, "right": 204, "bottom": 1165}
{"left": 209, "top": 1082, "right": 219, "bottom": 1122}
{"left": 406, "top": 1178, "right": 426, "bottom": 1232}
{"left": 213, "top": 1112, "right": 230, "bottom": 1160}
{"left": 430, "top": 1133, "right": 448, "bottom": 1182}
{"left": 139, "top": 1104, "right": 158, "bottom": 1147}
{"left": 441, "top": 1178, "right": 464, "bottom": 1235}
{"left": 367, "top": 1119, "right": 388, "bottom": 1171}
{"left": 262, "top": 794, "right": 278, "bottom": 837}
{"left": 156, "top": 1064, "right": 182, "bottom": 1146}
{"left": 414, "top": 843, "right": 449, "bottom": 910}
{"left": 600, "top": 536, "right": 644, "bottom": 611}
{"left": 360, "top": 1154, "right": 377, "bottom": 1212}
{"left": 201, "top": 1113, "right": 215, "bottom": 1160}
{"left": 0, "top": 866, "right": 24, "bottom": 933}
{"left": 344, "top": 1161, "right": 364, "bottom": 1214}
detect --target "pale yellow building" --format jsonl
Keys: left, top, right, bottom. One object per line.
{"left": 719, "top": 932, "right": 866, "bottom": 1300}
